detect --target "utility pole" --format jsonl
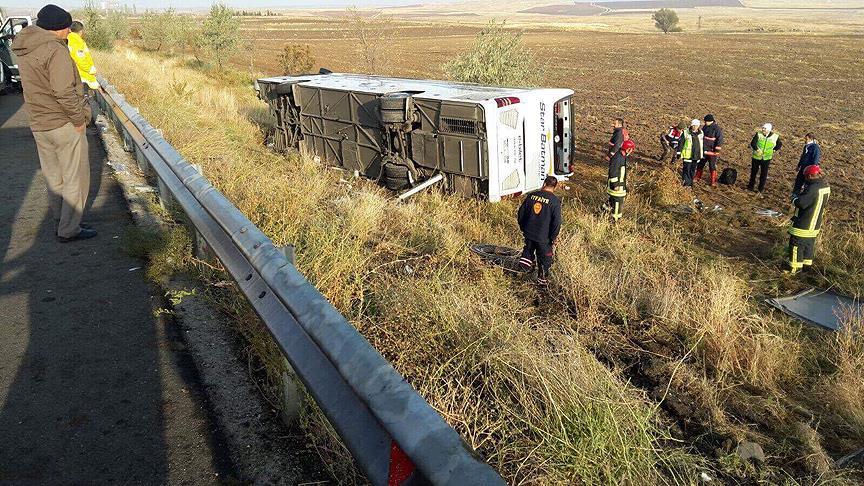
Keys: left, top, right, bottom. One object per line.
{"left": 698, "top": 15, "right": 702, "bottom": 30}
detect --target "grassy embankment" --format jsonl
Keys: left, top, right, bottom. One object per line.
{"left": 94, "top": 47, "right": 863, "bottom": 484}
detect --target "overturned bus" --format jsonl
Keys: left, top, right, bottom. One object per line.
{"left": 256, "top": 73, "right": 574, "bottom": 201}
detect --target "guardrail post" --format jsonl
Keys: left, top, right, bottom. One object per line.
{"left": 280, "top": 358, "right": 302, "bottom": 424}
{"left": 278, "top": 245, "right": 296, "bottom": 266}
{"left": 157, "top": 177, "right": 174, "bottom": 211}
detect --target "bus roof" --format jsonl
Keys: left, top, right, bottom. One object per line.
{"left": 257, "top": 73, "right": 572, "bottom": 103}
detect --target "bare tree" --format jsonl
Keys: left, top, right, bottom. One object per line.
{"left": 345, "top": 7, "right": 393, "bottom": 73}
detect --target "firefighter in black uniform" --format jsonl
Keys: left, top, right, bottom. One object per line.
{"left": 608, "top": 117, "right": 626, "bottom": 159}
{"left": 786, "top": 164, "right": 830, "bottom": 274}
{"left": 605, "top": 139, "right": 635, "bottom": 222}
{"left": 518, "top": 176, "right": 562, "bottom": 288}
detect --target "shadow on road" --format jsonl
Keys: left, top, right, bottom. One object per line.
{"left": 0, "top": 93, "right": 221, "bottom": 483}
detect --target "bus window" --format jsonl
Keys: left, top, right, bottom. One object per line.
{"left": 553, "top": 96, "right": 574, "bottom": 174}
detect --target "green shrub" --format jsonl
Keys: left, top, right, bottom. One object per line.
{"left": 138, "top": 9, "right": 192, "bottom": 54}
{"left": 278, "top": 43, "right": 315, "bottom": 75}
{"left": 76, "top": 1, "right": 129, "bottom": 51}
{"left": 653, "top": 8, "right": 682, "bottom": 34}
{"left": 444, "top": 21, "right": 541, "bottom": 87}
{"left": 197, "top": 3, "right": 240, "bottom": 70}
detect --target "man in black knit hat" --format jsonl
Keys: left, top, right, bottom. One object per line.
{"left": 12, "top": 5, "right": 96, "bottom": 242}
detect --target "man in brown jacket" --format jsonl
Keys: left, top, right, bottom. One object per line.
{"left": 12, "top": 4, "right": 96, "bottom": 242}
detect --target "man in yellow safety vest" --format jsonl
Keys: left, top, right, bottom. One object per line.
{"left": 67, "top": 21, "right": 99, "bottom": 122}
{"left": 748, "top": 123, "right": 783, "bottom": 194}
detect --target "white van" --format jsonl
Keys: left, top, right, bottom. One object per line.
{"left": 257, "top": 73, "right": 574, "bottom": 201}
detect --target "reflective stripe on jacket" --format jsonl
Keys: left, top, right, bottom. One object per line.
{"left": 67, "top": 32, "right": 99, "bottom": 89}
{"left": 607, "top": 151, "right": 627, "bottom": 197}
{"left": 789, "top": 179, "right": 830, "bottom": 237}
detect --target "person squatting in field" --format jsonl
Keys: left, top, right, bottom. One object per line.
{"left": 749, "top": 123, "right": 783, "bottom": 194}
{"left": 604, "top": 139, "right": 635, "bottom": 222}
{"left": 517, "top": 176, "right": 562, "bottom": 288}
{"left": 786, "top": 165, "right": 830, "bottom": 274}
{"left": 696, "top": 114, "right": 724, "bottom": 187}
{"left": 680, "top": 119, "right": 704, "bottom": 187}
{"left": 658, "top": 121, "right": 686, "bottom": 164}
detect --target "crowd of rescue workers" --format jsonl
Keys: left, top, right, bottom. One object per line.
{"left": 11, "top": 5, "right": 830, "bottom": 289}
{"left": 517, "top": 115, "right": 829, "bottom": 286}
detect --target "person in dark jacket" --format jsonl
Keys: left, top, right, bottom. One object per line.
{"left": 785, "top": 165, "right": 830, "bottom": 274}
{"left": 608, "top": 118, "right": 626, "bottom": 158}
{"left": 792, "top": 133, "right": 821, "bottom": 195}
{"left": 605, "top": 139, "right": 635, "bottom": 222}
{"left": 658, "top": 121, "right": 686, "bottom": 163}
{"left": 696, "top": 114, "right": 724, "bottom": 186}
{"left": 680, "top": 119, "right": 703, "bottom": 187}
{"left": 748, "top": 123, "right": 783, "bottom": 194}
{"left": 517, "top": 176, "right": 562, "bottom": 288}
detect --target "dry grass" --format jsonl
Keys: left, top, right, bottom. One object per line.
{"left": 94, "top": 47, "right": 864, "bottom": 484}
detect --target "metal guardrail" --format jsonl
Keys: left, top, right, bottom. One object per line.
{"left": 93, "top": 76, "right": 505, "bottom": 486}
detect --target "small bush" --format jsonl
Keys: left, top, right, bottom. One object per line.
{"left": 653, "top": 8, "right": 682, "bottom": 34}
{"left": 278, "top": 44, "right": 315, "bottom": 75}
{"left": 138, "top": 9, "right": 192, "bottom": 54}
{"left": 197, "top": 3, "right": 240, "bottom": 69}
{"left": 344, "top": 7, "right": 393, "bottom": 73}
{"left": 76, "top": 1, "right": 129, "bottom": 51}
{"left": 444, "top": 21, "right": 541, "bottom": 87}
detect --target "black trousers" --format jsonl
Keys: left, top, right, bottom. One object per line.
{"left": 748, "top": 158, "right": 771, "bottom": 192}
{"left": 682, "top": 159, "right": 698, "bottom": 186}
{"left": 519, "top": 238, "right": 553, "bottom": 285}
{"left": 788, "top": 235, "right": 816, "bottom": 271}
{"left": 697, "top": 154, "right": 718, "bottom": 173}
{"left": 608, "top": 195, "right": 625, "bottom": 221}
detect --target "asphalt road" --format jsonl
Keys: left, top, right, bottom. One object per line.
{"left": 0, "top": 93, "right": 232, "bottom": 484}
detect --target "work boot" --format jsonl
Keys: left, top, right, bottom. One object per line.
{"left": 57, "top": 228, "right": 98, "bottom": 243}
{"left": 695, "top": 169, "right": 704, "bottom": 182}
{"left": 710, "top": 170, "right": 718, "bottom": 187}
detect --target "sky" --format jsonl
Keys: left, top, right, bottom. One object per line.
{"left": 4, "top": 0, "right": 458, "bottom": 11}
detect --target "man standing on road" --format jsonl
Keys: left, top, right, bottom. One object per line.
{"left": 517, "top": 176, "right": 562, "bottom": 289}
{"left": 696, "top": 114, "right": 724, "bottom": 186}
{"left": 658, "top": 121, "right": 685, "bottom": 164}
{"left": 605, "top": 139, "right": 635, "bottom": 222}
{"left": 793, "top": 133, "right": 821, "bottom": 195}
{"left": 680, "top": 119, "right": 703, "bottom": 187}
{"left": 68, "top": 20, "right": 99, "bottom": 123}
{"left": 748, "top": 123, "right": 782, "bottom": 194}
{"left": 786, "top": 165, "right": 830, "bottom": 274}
{"left": 12, "top": 4, "right": 95, "bottom": 242}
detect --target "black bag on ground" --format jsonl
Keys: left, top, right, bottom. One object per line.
{"left": 719, "top": 168, "right": 737, "bottom": 185}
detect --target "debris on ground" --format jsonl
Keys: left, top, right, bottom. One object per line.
{"left": 756, "top": 209, "right": 782, "bottom": 217}
{"left": 766, "top": 288, "right": 863, "bottom": 331}
{"left": 736, "top": 441, "right": 766, "bottom": 464}
{"left": 469, "top": 243, "right": 529, "bottom": 274}
{"left": 107, "top": 161, "right": 127, "bottom": 173}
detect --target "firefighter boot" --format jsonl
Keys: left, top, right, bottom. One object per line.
{"left": 695, "top": 168, "right": 704, "bottom": 182}
{"left": 710, "top": 170, "right": 718, "bottom": 187}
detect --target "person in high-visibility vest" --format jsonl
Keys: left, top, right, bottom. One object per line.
{"left": 604, "top": 139, "right": 634, "bottom": 222}
{"left": 680, "top": 119, "right": 703, "bottom": 187}
{"left": 786, "top": 164, "right": 830, "bottom": 274}
{"left": 68, "top": 21, "right": 99, "bottom": 124}
{"left": 748, "top": 123, "right": 783, "bottom": 194}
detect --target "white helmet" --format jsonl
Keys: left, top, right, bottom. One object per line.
{"left": 762, "top": 123, "right": 773, "bottom": 132}
{"left": 690, "top": 119, "right": 701, "bottom": 127}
